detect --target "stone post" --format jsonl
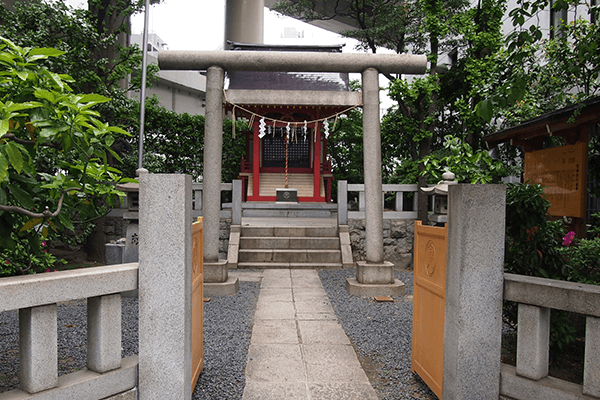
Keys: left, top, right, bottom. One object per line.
{"left": 345, "top": 69, "right": 403, "bottom": 297}
{"left": 138, "top": 174, "right": 192, "bottom": 400}
{"left": 87, "top": 294, "right": 122, "bottom": 373}
{"left": 361, "top": 67, "right": 383, "bottom": 264}
{"left": 19, "top": 304, "right": 57, "bottom": 393}
{"left": 202, "top": 66, "right": 239, "bottom": 296}
{"left": 337, "top": 180, "right": 348, "bottom": 225}
{"left": 442, "top": 184, "right": 506, "bottom": 400}
{"left": 516, "top": 304, "right": 550, "bottom": 380}
{"left": 204, "top": 65, "right": 224, "bottom": 264}
{"left": 584, "top": 316, "right": 600, "bottom": 397}
{"left": 232, "top": 179, "right": 242, "bottom": 225}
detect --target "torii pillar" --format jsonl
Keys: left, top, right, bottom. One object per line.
{"left": 158, "top": 50, "right": 427, "bottom": 296}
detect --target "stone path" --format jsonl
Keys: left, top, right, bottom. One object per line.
{"left": 240, "top": 269, "right": 378, "bottom": 400}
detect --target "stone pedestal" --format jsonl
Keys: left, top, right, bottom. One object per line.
{"left": 346, "top": 261, "right": 405, "bottom": 297}
{"left": 122, "top": 222, "right": 138, "bottom": 263}
{"left": 204, "top": 260, "right": 239, "bottom": 296}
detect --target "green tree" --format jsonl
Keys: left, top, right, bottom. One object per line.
{"left": 476, "top": 0, "right": 599, "bottom": 124}
{"left": 0, "top": 39, "right": 133, "bottom": 275}
{"left": 0, "top": 0, "right": 159, "bottom": 120}
{"left": 273, "top": 0, "right": 507, "bottom": 220}
{"left": 119, "top": 98, "right": 247, "bottom": 183}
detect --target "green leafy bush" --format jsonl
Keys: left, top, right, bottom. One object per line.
{"left": 0, "top": 38, "right": 133, "bottom": 276}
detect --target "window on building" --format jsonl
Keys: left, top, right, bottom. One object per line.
{"left": 550, "top": 0, "right": 569, "bottom": 38}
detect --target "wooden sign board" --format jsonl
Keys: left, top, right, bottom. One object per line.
{"left": 524, "top": 142, "right": 586, "bottom": 218}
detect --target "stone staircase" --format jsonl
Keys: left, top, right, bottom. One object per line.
{"left": 236, "top": 225, "right": 344, "bottom": 269}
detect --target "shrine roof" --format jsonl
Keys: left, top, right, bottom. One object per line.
{"left": 226, "top": 41, "right": 350, "bottom": 92}
{"left": 483, "top": 96, "right": 600, "bottom": 148}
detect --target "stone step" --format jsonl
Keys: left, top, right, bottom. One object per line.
{"left": 237, "top": 262, "right": 342, "bottom": 269}
{"left": 239, "top": 249, "right": 342, "bottom": 263}
{"left": 239, "top": 236, "right": 340, "bottom": 250}
{"left": 241, "top": 226, "right": 338, "bottom": 238}
{"left": 242, "top": 209, "right": 333, "bottom": 218}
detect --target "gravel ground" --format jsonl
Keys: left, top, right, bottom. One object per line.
{"left": 320, "top": 268, "right": 437, "bottom": 400}
{"left": 192, "top": 281, "right": 259, "bottom": 400}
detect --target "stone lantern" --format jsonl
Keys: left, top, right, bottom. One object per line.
{"left": 421, "top": 171, "right": 457, "bottom": 225}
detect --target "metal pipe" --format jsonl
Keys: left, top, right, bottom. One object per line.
{"left": 137, "top": 0, "right": 150, "bottom": 170}
{"left": 158, "top": 50, "right": 427, "bottom": 75}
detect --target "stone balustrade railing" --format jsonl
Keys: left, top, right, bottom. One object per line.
{"left": 337, "top": 181, "right": 419, "bottom": 224}
{"left": 192, "top": 182, "right": 235, "bottom": 219}
{"left": 0, "top": 263, "right": 139, "bottom": 399}
{"left": 501, "top": 273, "right": 600, "bottom": 399}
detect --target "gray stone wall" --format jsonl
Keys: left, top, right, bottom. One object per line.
{"left": 104, "top": 216, "right": 127, "bottom": 243}
{"left": 219, "top": 218, "right": 232, "bottom": 260}
{"left": 348, "top": 219, "right": 415, "bottom": 269}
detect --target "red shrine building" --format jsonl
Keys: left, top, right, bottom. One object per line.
{"left": 225, "top": 42, "right": 355, "bottom": 203}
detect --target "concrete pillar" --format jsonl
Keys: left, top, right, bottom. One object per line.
{"left": 584, "top": 316, "right": 600, "bottom": 397}
{"left": 361, "top": 67, "right": 383, "bottom": 264}
{"left": 19, "top": 304, "right": 57, "bottom": 393}
{"left": 232, "top": 179, "right": 242, "bottom": 225}
{"left": 225, "top": 0, "right": 264, "bottom": 49}
{"left": 337, "top": 180, "right": 348, "bottom": 225}
{"left": 442, "top": 184, "right": 506, "bottom": 400}
{"left": 88, "top": 294, "right": 122, "bottom": 373}
{"left": 139, "top": 174, "right": 192, "bottom": 400}
{"left": 204, "top": 66, "right": 224, "bottom": 263}
{"left": 516, "top": 304, "right": 550, "bottom": 380}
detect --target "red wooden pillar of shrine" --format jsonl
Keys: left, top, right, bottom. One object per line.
{"left": 313, "top": 123, "right": 321, "bottom": 199}
{"left": 252, "top": 119, "right": 260, "bottom": 199}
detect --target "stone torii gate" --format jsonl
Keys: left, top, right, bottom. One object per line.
{"left": 158, "top": 50, "right": 427, "bottom": 294}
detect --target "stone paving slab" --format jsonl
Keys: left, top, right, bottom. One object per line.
{"left": 294, "top": 300, "right": 335, "bottom": 315}
{"left": 257, "top": 288, "right": 294, "bottom": 303}
{"left": 242, "top": 269, "right": 378, "bottom": 400}
{"left": 298, "top": 320, "right": 351, "bottom": 345}
{"left": 295, "top": 312, "right": 339, "bottom": 321}
{"left": 245, "top": 344, "right": 307, "bottom": 382}
{"left": 308, "top": 383, "right": 379, "bottom": 400}
{"left": 250, "top": 320, "right": 299, "bottom": 345}
{"left": 242, "top": 382, "right": 309, "bottom": 399}
{"left": 292, "top": 287, "right": 330, "bottom": 302}
{"left": 301, "top": 344, "right": 363, "bottom": 367}
{"left": 261, "top": 271, "right": 292, "bottom": 289}
{"left": 253, "top": 301, "right": 295, "bottom": 320}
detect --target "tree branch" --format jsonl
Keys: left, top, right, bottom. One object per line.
{"left": 0, "top": 187, "right": 81, "bottom": 218}
{"left": 1, "top": 133, "right": 62, "bottom": 149}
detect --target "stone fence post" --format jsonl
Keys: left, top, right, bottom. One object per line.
{"left": 232, "top": 179, "right": 242, "bottom": 225}
{"left": 443, "top": 184, "right": 506, "bottom": 399}
{"left": 139, "top": 174, "right": 192, "bottom": 400}
{"left": 337, "top": 180, "right": 348, "bottom": 225}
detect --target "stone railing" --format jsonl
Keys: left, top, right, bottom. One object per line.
{"left": 192, "top": 182, "right": 235, "bottom": 220}
{"left": 501, "top": 273, "right": 600, "bottom": 399}
{"left": 0, "top": 263, "right": 139, "bottom": 399}
{"left": 337, "top": 181, "right": 419, "bottom": 224}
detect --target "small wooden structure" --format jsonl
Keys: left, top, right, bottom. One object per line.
{"left": 191, "top": 218, "right": 204, "bottom": 388}
{"left": 412, "top": 221, "right": 448, "bottom": 399}
{"left": 484, "top": 96, "right": 600, "bottom": 236}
